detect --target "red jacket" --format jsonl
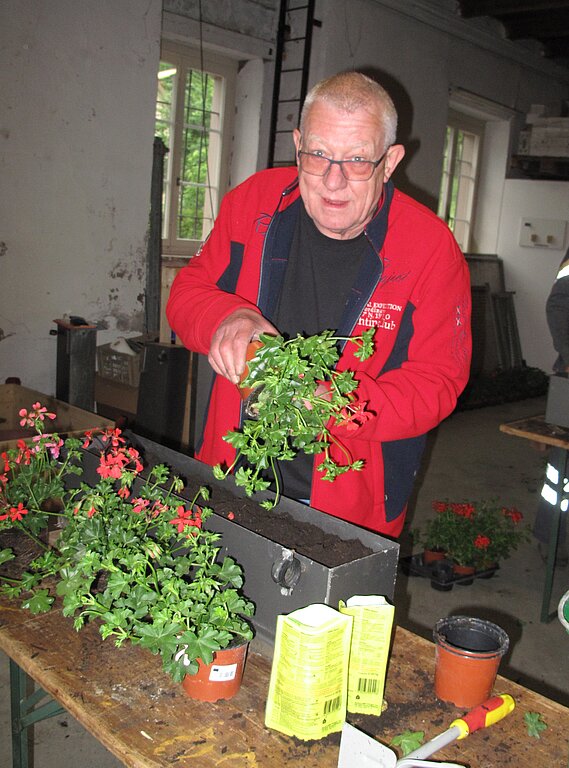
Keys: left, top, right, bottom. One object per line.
{"left": 167, "top": 167, "right": 471, "bottom": 537}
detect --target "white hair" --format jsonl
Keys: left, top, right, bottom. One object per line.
{"left": 299, "top": 71, "right": 398, "bottom": 152}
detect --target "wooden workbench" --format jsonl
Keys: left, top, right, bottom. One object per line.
{"left": 499, "top": 413, "right": 569, "bottom": 450}
{"left": 1, "top": 592, "right": 568, "bottom": 767}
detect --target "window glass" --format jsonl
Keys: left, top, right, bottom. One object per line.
{"left": 155, "top": 47, "right": 234, "bottom": 255}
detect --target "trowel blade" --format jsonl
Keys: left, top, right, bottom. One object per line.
{"left": 338, "top": 723, "right": 397, "bottom": 768}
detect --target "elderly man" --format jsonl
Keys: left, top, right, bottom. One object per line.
{"left": 167, "top": 71, "right": 471, "bottom": 538}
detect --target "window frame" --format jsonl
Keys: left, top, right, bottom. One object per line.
{"left": 438, "top": 110, "right": 484, "bottom": 252}
{"left": 157, "top": 43, "right": 237, "bottom": 257}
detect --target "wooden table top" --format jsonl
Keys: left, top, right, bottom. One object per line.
{"left": 500, "top": 413, "right": 569, "bottom": 450}
{"left": 1, "top": 594, "right": 568, "bottom": 767}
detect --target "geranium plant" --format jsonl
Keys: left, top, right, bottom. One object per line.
{"left": 0, "top": 403, "right": 254, "bottom": 683}
{"left": 415, "top": 500, "right": 529, "bottom": 568}
{"left": 213, "top": 328, "right": 376, "bottom": 509}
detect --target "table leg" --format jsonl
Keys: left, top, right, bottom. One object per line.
{"left": 10, "top": 659, "right": 66, "bottom": 768}
{"left": 540, "top": 446, "right": 567, "bottom": 623}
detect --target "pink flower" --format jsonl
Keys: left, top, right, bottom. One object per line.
{"left": 19, "top": 403, "right": 56, "bottom": 427}
{"left": 131, "top": 497, "right": 150, "bottom": 515}
{"left": 32, "top": 434, "right": 64, "bottom": 459}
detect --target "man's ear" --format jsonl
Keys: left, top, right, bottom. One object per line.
{"left": 382, "top": 144, "right": 405, "bottom": 182}
{"left": 293, "top": 128, "right": 301, "bottom": 161}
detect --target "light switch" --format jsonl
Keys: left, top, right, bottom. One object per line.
{"left": 520, "top": 218, "right": 567, "bottom": 248}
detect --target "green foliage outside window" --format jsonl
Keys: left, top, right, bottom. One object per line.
{"left": 155, "top": 62, "right": 216, "bottom": 242}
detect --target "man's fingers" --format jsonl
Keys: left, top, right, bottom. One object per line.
{"left": 209, "top": 310, "right": 277, "bottom": 384}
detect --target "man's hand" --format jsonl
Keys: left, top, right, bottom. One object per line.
{"left": 208, "top": 308, "right": 278, "bottom": 384}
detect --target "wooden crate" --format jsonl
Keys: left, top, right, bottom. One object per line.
{"left": 0, "top": 384, "right": 113, "bottom": 452}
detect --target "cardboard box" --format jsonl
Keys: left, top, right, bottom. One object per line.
{"left": 95, "top": 374, "right": 138, "bottom": 420}
{"left": 0, "top": 384, "right": 113, "bottom": 452}
{"left": 526, "top": 119, "right": 569, "bottom": 158}
{"left": 97, "top": 342, "right": 141, "bottom": 386}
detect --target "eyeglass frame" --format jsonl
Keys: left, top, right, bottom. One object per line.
{"left": 297, "top": 148, "right": 389, "bottom": 181}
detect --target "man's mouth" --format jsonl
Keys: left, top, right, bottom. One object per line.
{"left": 322, "top": 197, "right": 348, "bottom": 208}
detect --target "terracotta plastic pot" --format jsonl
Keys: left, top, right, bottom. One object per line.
{"left": 452, "top": 562, "right": 476, "bottom": 586}
{"left": 238, "top": 340, "right": 263, "bottom": 402}
{"left": 422, "top": 548, "right": 446, "bottom": 565}
{"left": 433, "top": 616, "right": 509, "bottom": 708}
{"left": 182, "top": 642, "right": 249, "bottom": 702}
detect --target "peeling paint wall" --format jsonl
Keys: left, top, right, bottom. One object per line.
{"left": 0, "top": 0, "right": 162, "bottom": 393}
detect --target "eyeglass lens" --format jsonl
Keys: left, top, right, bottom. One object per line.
{"left": 299, "top": 152, "right": 380, "bottom": 180}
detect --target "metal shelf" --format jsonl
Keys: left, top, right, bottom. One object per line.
{"left": 510, "top": 154, "right": 569, "bottom": 180}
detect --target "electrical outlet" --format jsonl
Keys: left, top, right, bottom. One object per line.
{"left": 519, "top": 218, "right": 567, "bottom": 248}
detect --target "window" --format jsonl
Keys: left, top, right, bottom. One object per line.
{"left": 155, "top": 45, "right": 236, "bottom": 256}
{"left": 437, "top": 113, "right": 482, "bottom": 252}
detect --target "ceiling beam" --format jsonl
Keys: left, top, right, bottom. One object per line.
{"left": 459, "top": 1, "right": 569, "bottom": 18}
{"left": 501, "top": 9, "right": 569, "bottom": 39}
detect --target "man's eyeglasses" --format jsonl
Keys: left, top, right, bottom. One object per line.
{"left": 297, "top": 149, "right": 388, "bottom": 181}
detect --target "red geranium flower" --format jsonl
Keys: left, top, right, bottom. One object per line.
{"left": 9, "top": 503, "right": 29, "bottom": 522}
{"left": 503, "top": 507, "right": 523, "bottom": 524}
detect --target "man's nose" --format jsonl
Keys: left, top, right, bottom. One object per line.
{"left": 323, "top": 162, "right": 348, "bottom": 189}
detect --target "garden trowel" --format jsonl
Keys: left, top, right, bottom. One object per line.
{"left": 338, "top": 693, "right": 515, "bottom": 768}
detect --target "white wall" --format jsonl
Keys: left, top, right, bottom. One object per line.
{"left": 497, "top": 181, "right": 569, "bottom": 373}
{"left": 0, "top": 0, "right": 162, "bottom": 393}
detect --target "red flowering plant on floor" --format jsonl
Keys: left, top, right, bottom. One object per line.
{"left": 415, "top": 500, "right": 530, "bottom": 568}
{"left": 0, "top": 404, "right": 254, "bottom": 683}
{"left": 213, "top": 328, "right": 376, "bottom": 509}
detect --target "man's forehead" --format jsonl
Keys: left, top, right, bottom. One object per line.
{"left": 305, "top": 101, "right": 382, "bottom": 129}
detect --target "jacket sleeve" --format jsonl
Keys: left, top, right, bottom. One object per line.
{"left": 165, "top": 190, "right": 262, "bottom": 355}
{"left": 546, "top": 248, "right": 569, "bottom": 370}
{"left": 335, "top": 235, "right": 472, "bottom": 443}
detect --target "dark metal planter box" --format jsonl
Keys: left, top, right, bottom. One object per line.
{"left": 83, "top": 433, "right": 399, "bottom": 647}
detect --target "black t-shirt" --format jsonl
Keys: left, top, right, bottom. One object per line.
{"left": 272, "top": 203, "right": 368, "bottom": 499}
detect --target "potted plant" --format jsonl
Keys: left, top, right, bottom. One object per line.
{"left": 213, "top": 328, "right": 376, "bottom": 509}
{"left": 0, "top": 403, "right": 255, "bottom": 696}
{"left": 415, "top": 500, "right": 529, "bottom": 576}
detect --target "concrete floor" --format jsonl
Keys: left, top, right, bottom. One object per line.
{"left": 1, "top": 394, "right": 567, "bottom": 766}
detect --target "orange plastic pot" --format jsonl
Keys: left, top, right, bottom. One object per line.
{"left": 422, "top": 548, "right": 446, "bottom": 565}
{"left": 238, "top": 340, "right": 263, "bottom": 401}
{"left": 181, "top": 642, "right": 249, "bottom": 702}
{"left": 433, "top": 616, "right": 509, "bottom": 708}
{"left": 451, "top": 562, "right": 476, "bottom": 585}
